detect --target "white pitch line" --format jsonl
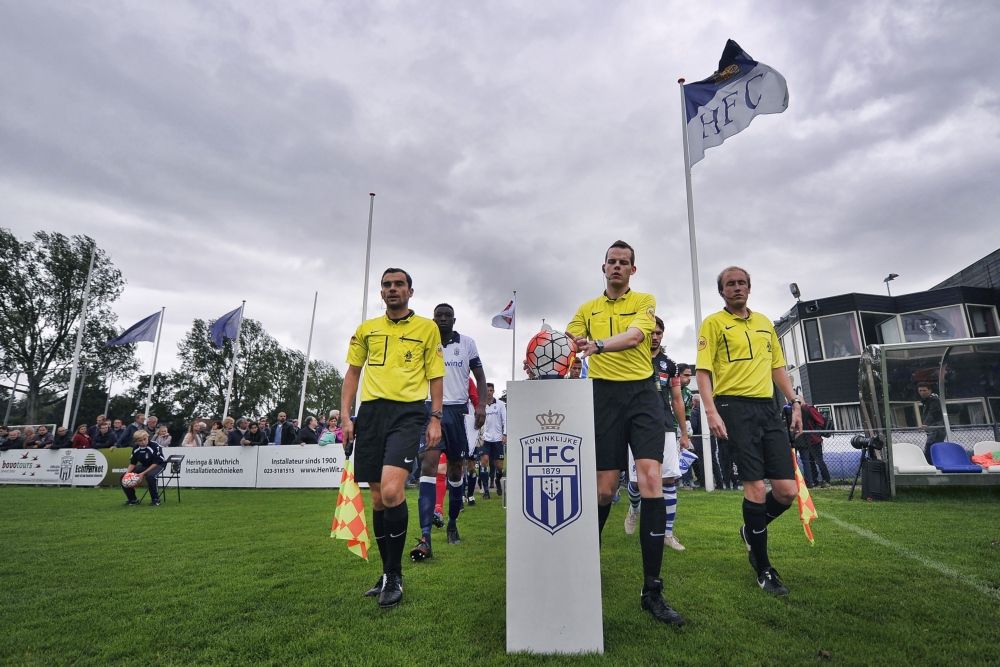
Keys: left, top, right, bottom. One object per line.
{"left": 825, "top": 512, "right": 1000, "bottom": 602}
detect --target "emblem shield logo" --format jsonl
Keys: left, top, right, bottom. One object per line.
{"left": 521, "top": 433, "right": 582, "bottom": 534}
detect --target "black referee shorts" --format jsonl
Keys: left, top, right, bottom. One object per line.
{"left": 354, "top": 399, "right": 425, "bottom": 483}
{"left": 592, "top": 377, "right": 663, "bottom": 471}
{"left": 715, "top": 396, "right": 794, "bottom": 482}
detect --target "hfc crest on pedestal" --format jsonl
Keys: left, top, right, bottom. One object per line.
{"left": 521, "top": 410, "right": 582, "bottom": 535}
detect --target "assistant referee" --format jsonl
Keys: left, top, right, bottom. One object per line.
{"left": 696, "top": 266, "right": 802, "bottom": 596}
{"left": 341, "top": 267, "right": 444, "bottom": 609}
{"left": 567, "top": 240, "right": 684, "bottom": 627}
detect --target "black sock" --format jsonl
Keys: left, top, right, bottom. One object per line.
{"left": 742, "top": 498, "right": 771, "bottom": 574}
{"left": 383, "top": 500, "right": 408, "bottom": 575}
{"left": 597, "top": 503, "right": 612, "bottom": 537}
{"left": 372, "top": 509, "right": 387, "bottom": 573}
{"left": 639, "top": 496, "right": 666, "bottom": 580}
{"left": 765, "top": 491, "right": 791, "bottom": 525}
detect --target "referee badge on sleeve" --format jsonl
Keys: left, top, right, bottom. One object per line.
{"left": 698, "top": 336, "right": 707, "bottom": 350}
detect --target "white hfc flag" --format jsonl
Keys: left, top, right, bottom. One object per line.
{"left": 491, "top": 298, "right": 515, "bottom": 330}
{"left": 683, "top": 39, "right": 788, "bottom": 167}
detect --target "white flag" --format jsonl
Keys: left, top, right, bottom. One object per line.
{"left": 683, "top": 39, "right": 788, "bottom": 167}
{"left": 491, "top": 298, "right": 515, "bottom": 329}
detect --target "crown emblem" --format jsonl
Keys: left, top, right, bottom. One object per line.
{"left": 536, "top": 410, "right": 565, "bottom": 430}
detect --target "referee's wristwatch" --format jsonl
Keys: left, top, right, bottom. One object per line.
{"left": 792, "top": 397, "right": 804, "bottom": 406}
{"left": 429, "top": 410, "right": 443, "bottom": 419}
{"left": 594, "top": 340, "right": 605, "bottom": 354}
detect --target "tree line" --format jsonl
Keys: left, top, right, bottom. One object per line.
{"left": 0, "top": 229, "right": 342, "bottom": 432}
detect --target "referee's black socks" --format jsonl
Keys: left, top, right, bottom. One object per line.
{"left": 639, "top": 497, "right": 666, "bottom": 580}
{"left": 742, "top": 499, "right": 770, "bottom": 574}
{"left": 383, "top": 500, "right": 408, "bottom": 575}
{"left": 373, "top": 509, "right": 388, "bottom": 572}
{"left": 597, "top": 503, "right": 612, "bottom": 537}
{"left": 764, "top": 491, "right": 791, "bottom": 524}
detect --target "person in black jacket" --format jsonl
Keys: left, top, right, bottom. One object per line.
{"left": 240, "top": 421, "right": 268, "bottom": 446}
{"left": 269, "top": 412, "right": 297, "bottom": 445}
{"left": 296, "top": 416, "right": 319, "bottom": 444}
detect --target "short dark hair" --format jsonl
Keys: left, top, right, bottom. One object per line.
{"left": 487, "top": 382, "right": 494, "bottom": 389}
{"left": 605, "top": 240, "right": 635, "bottom": 265}
{"left": 381, "top": 267, "right": 412, "bottom": 288}
{"left": 654, "top": 316, "right": 665, "bottom": 331}
{"left": 434, "top": 303, "right": 454, "bottom": 314}
{"left": 677, "top": 362, "right": 691, "bottom": 374}
{"left": 917, "top": 381, "right": 933, "bottom": 390}
{"left": 717, "top": 266, "right": 751, "bottom": 294}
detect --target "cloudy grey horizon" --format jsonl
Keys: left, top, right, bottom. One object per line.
{"left": 2, "top": 1, "right": 998, "bottom": 402}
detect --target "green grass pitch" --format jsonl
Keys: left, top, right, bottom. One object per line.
{"left": 1, "top": 484, "right": 998, "bottom": 666}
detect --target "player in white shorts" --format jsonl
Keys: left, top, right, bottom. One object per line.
{"left": 624, "top": 316, "right": 690, "bottom": 551}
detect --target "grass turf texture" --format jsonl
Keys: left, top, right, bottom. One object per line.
{"left": 2, "top": 485, "right": 998, "bottom": 666}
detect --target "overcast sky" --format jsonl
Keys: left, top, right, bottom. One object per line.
{"left": 2, "top": 1, "right": 998, "bottom": 400}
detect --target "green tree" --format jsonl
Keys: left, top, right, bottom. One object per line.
{"left": 0, "top": 230, "right": 139, "bottom": 424}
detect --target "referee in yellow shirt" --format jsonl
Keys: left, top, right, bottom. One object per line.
{"left": 567, "top": 240, "right": 684, "bottom": 627}
{"left": 696, "top": 266, "right": 803, "bottom": 596}
{"left": 341, "top": 268, "right": 445, "bottom": 608}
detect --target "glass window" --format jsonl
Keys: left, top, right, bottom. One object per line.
{"left": 968, "top": 305, "right": 999, "bottom": 337}
{"left": 803, "top": 319, "right": 823, "bottom": 361}
{"left": 945, "top": 400, "right": 987, "bottom": 426}
{"left": 901, "top": 306, "right": 968, "bottom": 342}
{"left": 833, "top": 404, "right": 861, "bottom": 430}
{"left": 879, "top": 317, "right": 902, "bottom": 344}
{"left": 781, "top": 331, "right": 796, "bottom": 368}
{"left": 819, "top": 313, "right": 861, "bottom": 358}
{"left": 860, "top": 312, "right": 898, "bottom": 346}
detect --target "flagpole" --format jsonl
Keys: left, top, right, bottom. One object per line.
{"left": 298, "top": 291, "right": 319, "bottom": 424}
{"left": 143, "top": 306, "right": 166, "bottom": 420}
{"left": 104, "top": 377, "right": 113, "bottom": 416}
{"left": 510, "top": 290, "right": 517, "bottom": 381}
{"left": 62, "top": 249, "right": 96, "bottom": 429}
{"left": 4, "top": 372, "right": 20, "bottom": 426}
{"left": 356, "top": 193, "right": 375, "bottom": 415}
{"left": 222, "top": 301, "right": 246, "bottom": 419}
{"left": 70, "top": 366, "right": 87, "bottom": 429}
{"left": 679, "top": 78, "right": 715, "bottom": 493}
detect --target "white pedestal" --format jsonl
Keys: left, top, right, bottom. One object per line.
{"left": 505, "top": 379, "right": 603, "bottom": 654}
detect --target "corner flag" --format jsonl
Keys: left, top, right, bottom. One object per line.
{"left": 791, "top": 450, "right": 818, "bottom": 545}
{"left": 683, "top": 39, "right": 788, "bottom": 167}
{"left": 331, "top": 459, "right": 370, "bottom": 560}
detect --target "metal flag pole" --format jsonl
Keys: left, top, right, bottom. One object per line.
{"left": 356, "top": 193, "right": 376, "bottom": 414}
{"left": 361, "top": 193, "right": 376, "bottom": 323}
{"left": 143, "top": 306, "right": 165, "bottom": 420}
{"left": 4, "top": 372, "right": 20, "bottom": 425}
{"left": 63, "top": 249, "right": 96, "bottom": 428}
{"left": 104, "top": 377, "right": 113, "bottom": 416}
{"left": 222, "top": 301, "right": 246, "bottom": 419}
{"left": 298, "top": 291, "right": 319, "bottom": 424}
{"left": 510, "top": 290, "right": 517, "bottom": 381}
{"left": 70, "top": 366, "right": 87, "bottom": 428}
{"left": 678, "top": 78, "right": 714, "bottom": 492}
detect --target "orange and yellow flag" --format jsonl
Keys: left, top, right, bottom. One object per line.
{"left": 331, "top": 459, "right": 370, "bottom": 560}
{"left": 791, "top": 450, "right": 818, "bottom": 545}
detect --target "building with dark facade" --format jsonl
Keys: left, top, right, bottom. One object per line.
{"left": 773, "top": 249, "right": 1000, "bottom": 432}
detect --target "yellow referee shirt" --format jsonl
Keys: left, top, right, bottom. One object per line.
{"left": 695, "top": 309, "right": 784, "bottom": 398}
{"left": 346, "top": 311, "right": 445, "bottom": 403}
{"left": 567, "top": 289, "right": 656, "bottom": 381}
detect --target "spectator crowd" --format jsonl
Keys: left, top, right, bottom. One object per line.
{"left": 0, "top": 409, "right": 344, "bottom": 450}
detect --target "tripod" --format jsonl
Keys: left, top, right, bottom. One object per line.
{"left": 848, "top": 446, "right": 872, "bottom": 501}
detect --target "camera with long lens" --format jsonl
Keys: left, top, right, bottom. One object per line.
{"left": 850, "top": 434, "right": 883, "bottom": 451}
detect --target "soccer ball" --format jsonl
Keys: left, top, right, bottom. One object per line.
{"left": 525, "top": 326, "right": 577, "bottom": 378}
{"left": 121, "top": 472, "right": 142, "bottom": 488}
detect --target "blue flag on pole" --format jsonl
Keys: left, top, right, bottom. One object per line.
{"left": 683, "top": 39, "right": 788, "bottom": 167}
{"left": 105, "top": 312, "right": 161, "bottom": 347}
{"left": 210, "top": 306, "right": 243, "bottom": 348}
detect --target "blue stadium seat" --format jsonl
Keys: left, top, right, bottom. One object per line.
{"left": 930, "top": 442, "right": 983, "bottom": 473}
